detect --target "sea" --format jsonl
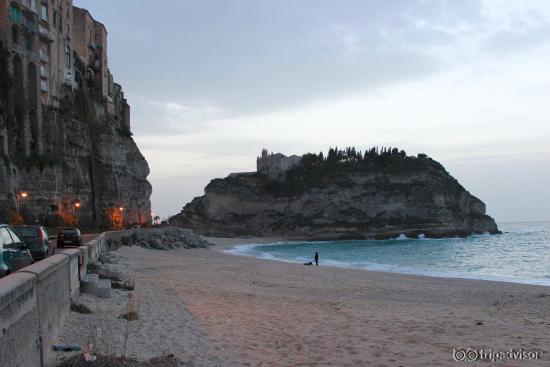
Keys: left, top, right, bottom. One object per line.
{"left": 226, "top": 222, "right": 550, "bottom": 286}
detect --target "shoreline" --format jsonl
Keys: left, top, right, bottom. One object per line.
{"left": 58, "top": 240, "right": 550, "bottom": 366}
{"left": 208, "top": 236, "right": 550, "bottom": 288}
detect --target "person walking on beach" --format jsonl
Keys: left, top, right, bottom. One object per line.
{"left": 314, "top": 252, "right": 319, "bottom": 266}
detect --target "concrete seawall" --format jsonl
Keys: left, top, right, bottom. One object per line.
{"left": 0, "top": 232, "right": 110, "bottom": 367}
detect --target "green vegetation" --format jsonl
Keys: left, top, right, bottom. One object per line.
{"left": 257, "top": 146, "right": 457, "bottom": 196}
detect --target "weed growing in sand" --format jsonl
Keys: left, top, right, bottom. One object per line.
{"left": 60, "top": 292, "right": 178, "bottom": 367}
{"left": 120, "top": 292, "right": 139, "bottom": 361}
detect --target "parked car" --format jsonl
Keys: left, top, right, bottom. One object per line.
{"left": 13, "top": 225, "right": 55, "bottom": 261}
{"left": 57, "top": 228, "right": 82, "bottom": 248}
{"left": 0, "top": 224, "right": 34, "bottom": 277}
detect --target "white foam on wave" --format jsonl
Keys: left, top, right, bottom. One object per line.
{"left": 309, "top": 257, "right": 550, "bottom": 286}
{"left": 224, "top": 243, "right": 304, "bottom": 264}
{"left": 225, "top": 243, "right": 262, "bottom": 255}
{"left": 225, "top": 243, "right": 550, "bottom": 287}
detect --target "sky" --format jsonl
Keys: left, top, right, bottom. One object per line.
{"left": 74, "top": 0, "right": 550, "bottom": 222}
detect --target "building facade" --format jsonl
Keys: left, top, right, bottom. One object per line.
{"left": 256, "top": 149, "right": 302, "bottom": 179}
{"left": 72, "top": 6, "right": 109, "bottom": 102}
{"left": 0, "top": 0, "right": 123, "bottom": 161}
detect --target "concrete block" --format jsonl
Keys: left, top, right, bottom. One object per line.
{"left": 80, "top": 274, "right": 99, "bottom": 294}
{"left": 19, "top": 254, "right": 69, "bottom": 281}
{"left": 0, "top": 272, "right": 40, "bottom": 367}
{"left": 61, "top": 249, "right": 81, "bottom": 301}
{"left": 77, "top": 246, "right": 89, "bottom": 280}
{"left": 96, "top": 279, "right": 112, "bottom": 298}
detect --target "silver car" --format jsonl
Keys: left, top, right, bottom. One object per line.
{"left": 0, "top": 224, "right": 34, "bottom": 277}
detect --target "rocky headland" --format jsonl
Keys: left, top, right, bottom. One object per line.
{"left": 172, "top": 148, "right": 499, "bottom": 240}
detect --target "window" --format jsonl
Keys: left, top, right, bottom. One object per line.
{"left": 65, "top": 44, "right": 71, "bottom": 68}
{"left": 0, "top": 228, "right": 24, "bottom": 249}
{"left": 14, "top": 227, "right": 40, "bottom": 238}
{"left": 61, "top": 229, "right": 79, "bottom": 235}
{"left": 0, "top": 228, "right": 14, "bottom": 247}
{"left": 8, "top": 5, "right": 22, "bottom": 23}
{"left": 40, "top": 2, "right": 48, "bottom": 21}
{"left": 11, "top": 26, "right": 18, "bottom": 44}
{"left": 7, "top": 228, "right": 25, "bottom": 248}
{"left": 25, "top": 34, "right": 32, "bottom": 51}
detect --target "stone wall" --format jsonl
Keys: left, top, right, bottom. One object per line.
{"left": 0, "top": 233, "right": 107, "bottom": 367}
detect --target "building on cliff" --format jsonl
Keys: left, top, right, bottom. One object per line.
{"left": 72, "top": 7, "right": 111, "bottom": 106}
{"left": 0, "top": 0, "right": 127, "bottom": 155}
{"left": 0, "top": 0, "right": 151, "bottom": 228}
{"left": 256, "top": 149, "right": 301, "bottom": 179}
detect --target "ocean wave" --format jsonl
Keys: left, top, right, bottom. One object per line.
{"left": 225, "top": 244, "right": 550, "bottom": 287}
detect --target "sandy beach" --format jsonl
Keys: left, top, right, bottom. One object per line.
{"left": 58, "top": 238, "right": 550, "bottom": 366}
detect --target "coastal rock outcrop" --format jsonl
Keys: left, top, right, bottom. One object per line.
{"left": 173, "top": 150, "right": 499, "bottom": 240}
{"left": 103, "top": 228, "right": 212, "bottom": 251}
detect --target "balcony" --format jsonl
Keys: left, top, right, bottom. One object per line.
{"left": 38, "top": 49, "right": 48, "bottom": 63}
{"left": 38, "top": 25, "right": 54, "bottom": 42}
{"left": 23, "top": 17, "right": 37, "bottom": 33}
{"left": 39, "top": 65, "right": 48, "bottom": 79}
{"left": 40, "top": 80, "right": 49, "bottom": 93}
{"left": 21, "top": 0, "right": 38, "bottom": 13}
{"left": 64, "top": 77, "right": 78, "bottom": 90}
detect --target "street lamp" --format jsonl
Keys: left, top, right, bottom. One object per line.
{"left": 119, "top": 206, "right": 125, "bottom": 228}
{"left": 15, "top": 191, "right": 29, "bottom": 223}
{"left": 15, "top": 191, "right": 29, "bottom": 222}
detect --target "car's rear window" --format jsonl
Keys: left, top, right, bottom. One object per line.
{"left": 61, "top": 229, "right": 79, "bottom": 235}
{"left": 14, "top": 227, "right": 40, "bottom": 238}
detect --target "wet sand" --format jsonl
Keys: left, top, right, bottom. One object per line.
{"left": 59, "top": 238, "right": 550, "bottom": 366}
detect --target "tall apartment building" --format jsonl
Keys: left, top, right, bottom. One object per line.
{"left": 47, "top": 0, "right": 77, "bottom": 105}
{"left": 1, "top": 0, "right": 62, "bottom": 156}
{"left": 72, "top": 6, "right": 109, "bottom": 101}
{"left": 0, "top": 0, "right": 120, "bottom": 160}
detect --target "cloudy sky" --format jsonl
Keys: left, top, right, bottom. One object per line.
{"left": 75, "top": 0, "right": 550, "bottom": 222}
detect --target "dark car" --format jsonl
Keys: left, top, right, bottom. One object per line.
{"left": 0, "top": 224, "right": 34, "bottom": 277}
{"left": 13, "top": 225, "right": 55, "bottom": 261}
{"left": 57, "top": 228, "right": 82, "bottom": 248}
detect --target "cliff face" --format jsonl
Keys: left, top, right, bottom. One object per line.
{"left": 174, "top": 154, "right": 498, "bottom": 240}
{"left": 0, "top": 50, "right": 151, "bottom": 228}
